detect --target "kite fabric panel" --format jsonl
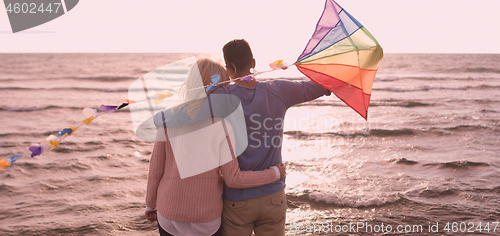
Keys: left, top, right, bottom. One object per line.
{"left": 295, "top": 0, "right": 383, "bottom": 120}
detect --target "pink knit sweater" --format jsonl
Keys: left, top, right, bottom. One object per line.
{"left": 145, "top": 118, "right": 277, "bottom": 223}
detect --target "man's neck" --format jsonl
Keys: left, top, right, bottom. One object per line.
{"left": 233, "top": 72, "right": 256, "bottom": 88}
{"left": 234, "top": 79, "right": 256, "bottom": 88}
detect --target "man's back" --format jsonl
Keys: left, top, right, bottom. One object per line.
{"left": 214, "top": 80, "right": 330, "bottom": 201}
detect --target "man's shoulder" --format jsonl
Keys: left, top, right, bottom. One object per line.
{"left": 265, "top": 79, "right": 303, "bottom": 89}
{"left": 211, "top": 81, "right": 300, "bottom": 97}
{"left": 262, "top": 79, "right": 307, "bottom": 96}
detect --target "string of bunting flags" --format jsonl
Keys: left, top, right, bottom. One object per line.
{"left": 0, "top": 60, "right": 290, "bottom": 170}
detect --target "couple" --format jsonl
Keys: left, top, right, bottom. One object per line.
{"left": 145, "top": 39, "right": 330, "bottom": 236}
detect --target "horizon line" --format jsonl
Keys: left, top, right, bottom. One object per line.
{"left": 1, "top": 52, "right": 499, "bottom": 55}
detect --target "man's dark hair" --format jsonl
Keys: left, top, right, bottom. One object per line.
{"left": 223, "top": 39, "right": 253, "bottom": 73}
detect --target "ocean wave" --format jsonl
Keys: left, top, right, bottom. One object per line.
{"left": 374, "top": 86, "right": 460, "bottom": 92}
{"left": 86, "top": 155, "right": 110, "bottom": 162}
{"left": 284, "top": 124, "right": 497, "bottom": 140}
{"left": 284, "top": 128, "right": 418, "bottom": 139}
{"left": 0, "top": 86, "right": 130, "bottom": 92}
{"left": 374, "top": 84, "right": 500, "bottom": 92}
{"left": 0, "top": 105, "right": 133, "bottom": 113}
{"left": 369, "top": 128, "right": 418, "bottom": 137}
{"left": 0, "top": 129, "right": 134, "bottom": 139}
{"left": 296, "top": 97, "right": 499, "bottom": 108}
{"left": 424, "top": 161, "right": 491, "bottom": 170}
{"left": 0, "top": 223, "right": 109, "bottom": 236}
{"left": 292, "top": 100, "right": 344, "bottom": 107}
{"left": 298, "top": 98, "right": 499, "bottom": 108}
{"left": 287, "top": 184, "right": 483, "bottom": 209}
{"left": 296, "top": 99, "right": 434, "bottom": 108}
{"left": 473, "top": 84, "right": 500, "bottom": 89}
{"left": 388, "top": 157, "right": 419, "bottom": 165}
{"left": 0, "top": 76, "right": 136, "bottom": 82}
{"left": 0, "top": 183, "right": 17, "bottom": 195}
{"left": 472, "top": 99, "right": 500, "bottom": 104}
{"left": 0, "top": 142, "right": 17, "bottom": 148}
{"left": 85, "top": 175, "right": 131, "bottom": 183}
{"left": 72, "top": 76, "right": 135, "bottom": 82}
{"left": 374, "top": 76, "right": 499, "bottom": 82}
{"left": 0, "top": 87, "right": 30, "bottom": 90}
{"left": 463, "top": 67, "right": 500, "bottom": 74}
{"left": 440, "top": 98, "right": 500, "bottom": 105}
{"left": 0, "top": 74, "right": 189, "bottom": 83}
{"left": 390, "top": 101, "right": 431, "bottom": 108}
{"left": 53, "top": 145, "right": 106, "bottom": 154}
{"left": 406, "top": 187, "right": 458, "bottom": 198}
{"left": 150, "top": 68, "right": 189, "bottom": 74}
{"left": 56, "top": 203, "right": 106, "bottom": 214}
{"left": 0, "top": 130, "right": 59, "bottom": 138}
{"left": 0, "top": 86, "right": 176, "bottom": 93}
{"left": 481, "top": 109, "right": 498, "bottom": 113}
{"left": 389, "top": 158, "right": 491, "bottom": 171}
{"left": 13, "top": 161, "right": 92, "bottom": 172}
{"left": 413, "top": 66, "right": 500, "bottom": 74}
{"left": 443, "top": 124, "right": 496, "bottom": 132}
{"left": 469, "top": 186, "right": 500, "bottom": 194}
{"left": 374, "top": 77, "right": 464, "bottom": 82}
{"left": 287, "top": 191, "right": 405, "bottom": 208}
{"left": 0, "top": 105, "right": 82, "bottom": 112}
{"left": 64, "top": 87, "right": 130, "bottom": 92}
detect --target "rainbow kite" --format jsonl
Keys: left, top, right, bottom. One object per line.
{"left": 295, "top": 0, "right": 383, "bottom": 120}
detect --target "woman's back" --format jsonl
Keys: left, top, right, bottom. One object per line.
{"left": 147, "top": 117, "right": 231, "bottom": 223}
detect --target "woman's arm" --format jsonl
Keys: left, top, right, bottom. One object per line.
{"left": 218, "top": 120, "right": 282, "bottom": 188}
{"left": 220, "top": 159, "right": 284, "bottom": 189}
{"left": 145, "top": 129, "right": 167, "bottom": 210}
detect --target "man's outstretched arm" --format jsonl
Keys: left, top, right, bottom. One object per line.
{"left": 268, "top": 80, "right": 331, "bottom": 108}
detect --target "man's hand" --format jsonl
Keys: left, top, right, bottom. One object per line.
{"left": 275, "top": 163, "right": 286, "bottom": 179}
{"left": 145, "top": 210, "right": 157, "bottom": 222}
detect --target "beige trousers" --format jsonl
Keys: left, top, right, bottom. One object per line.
{"left": 221, "top": 189, "right": 287, "bottom": 236}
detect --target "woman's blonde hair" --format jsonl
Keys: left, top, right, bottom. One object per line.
{"left": 172, "top": 58, "right": 230, "bottom": 119}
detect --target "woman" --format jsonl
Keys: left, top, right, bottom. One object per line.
{"left": 145, "top": 58, "right": 285, "bottom": 236}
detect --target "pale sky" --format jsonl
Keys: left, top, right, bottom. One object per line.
{"left": 1, "top": 0, "right": 499, "bottom": 64}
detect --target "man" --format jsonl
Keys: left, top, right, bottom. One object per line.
{"left": 216, "top": 39, "right": 330, "bottom": 236}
